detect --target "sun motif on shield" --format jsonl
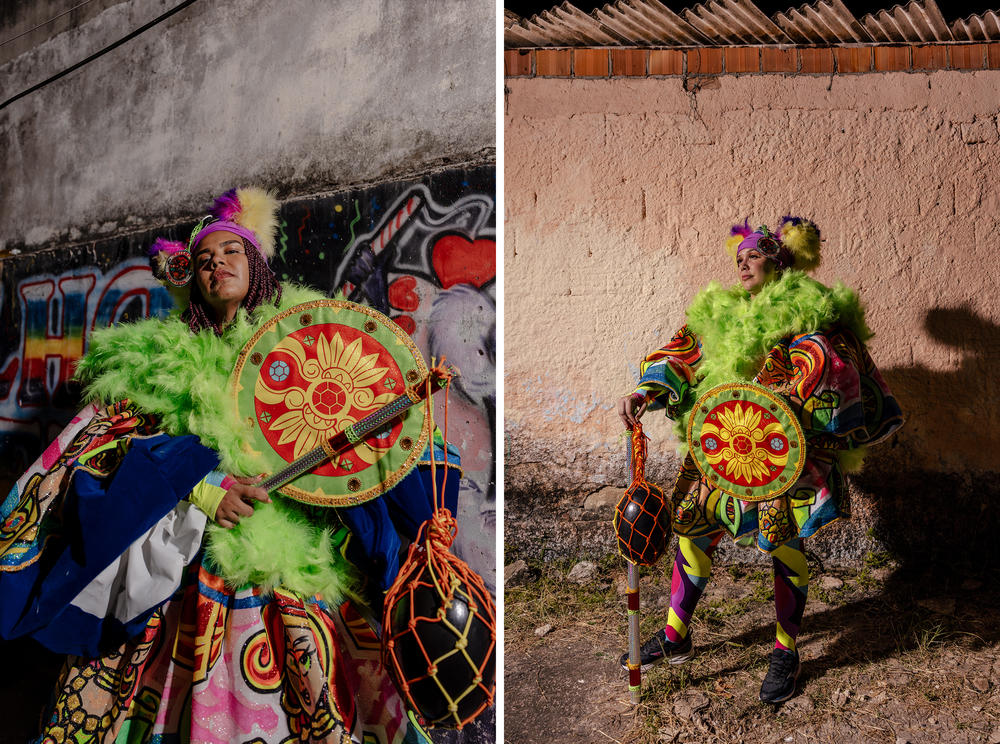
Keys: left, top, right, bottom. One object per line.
{"left": 699, "top": 401, "right": 789, "bottom": 487}
{"left": 254, "top": 329, "right": 398, "bottom": 461}
{"left": 231, "top": 299, "right": 429, "bottom": 507}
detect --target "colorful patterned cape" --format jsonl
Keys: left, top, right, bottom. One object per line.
{"left": 0, "top": 400, "right": 218, "bottom": 654}
{"left": 0, "top": 286, "right": 462, "bottom": 743}
{"left": 634, "top": 274, "right": 904, "bottom": 552}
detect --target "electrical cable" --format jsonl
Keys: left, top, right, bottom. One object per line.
{"left": 0, "top": 0, "right": 199, "bottom": 112}
{"left": 0, "top": 1, "right": 96, "bottom": 47}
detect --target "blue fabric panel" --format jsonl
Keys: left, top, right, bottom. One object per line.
{"left": 0, "top": 434, "right": 218, "bottom": 655}
{"left": 29, "top": 602, "right": 158, "bottom": 655}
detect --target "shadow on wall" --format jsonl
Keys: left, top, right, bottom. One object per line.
{"left": 855, "top": 305, "right": 1000, "bottom": 568}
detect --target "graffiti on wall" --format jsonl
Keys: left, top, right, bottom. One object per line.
{"left": 0, "top": 257, "right": 175, "bottom": 467}
{"left": 0, "top": 167, "right": 496, "bottom": 595}
{"left": 273, "top": 168, "right": 496, "bottom": 592}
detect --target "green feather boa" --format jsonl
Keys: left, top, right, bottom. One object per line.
{"left": 74, "top": 285, "right": 362, "bottom": 603}
{"left": 673, "top": 271, "right": 870, "bottom": 438}
{"left": 75, "top": 283, "right": 324, "bottom": 474}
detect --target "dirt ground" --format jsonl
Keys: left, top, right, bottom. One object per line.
{"left": 505, "top": 553, "right": 1000, "bottom": 744}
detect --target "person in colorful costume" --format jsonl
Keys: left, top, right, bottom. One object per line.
{"left": 0, "top": 187, "right": 460, "bottom": 743}
{"left": 617, "top": 217, "right": 903, "bottom": 703}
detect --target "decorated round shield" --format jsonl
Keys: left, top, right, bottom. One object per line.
{"left": 165, "top": 250, "right": 192, "bottom": 287}
{"left": 686, "top": 382, "right": 806, "bottom": 502}
{"left": 231, "top": 300, "right": 429, "bottom": 507}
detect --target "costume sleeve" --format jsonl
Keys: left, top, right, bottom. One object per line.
{"left": 634, "top": 325, "right": 702, "bottom": 418}
{"left": 778, "top": 329, "right": 904, "bottom": 448}
{"left": 188, "top": 471, "right": 235, "bottom": 522}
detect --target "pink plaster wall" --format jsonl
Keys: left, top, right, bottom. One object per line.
{"left": 504, "top": 71, "right": 1000, "bottom": 562}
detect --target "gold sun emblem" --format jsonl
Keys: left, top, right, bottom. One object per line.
{"left": 700, "top": 402, "right": 787, "bottom": 485}
{"left": 256, "top": 331, "right": 397, "bottom": 460}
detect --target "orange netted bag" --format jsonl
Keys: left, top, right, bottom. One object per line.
{"left": 381, "top": 361, "right": 496, "bottom": 729}
{"left": 381, "top": 510, "right": 496, "bottom": 730}
{"left": 613, "top": 423, "right": 669, "bottom": 566}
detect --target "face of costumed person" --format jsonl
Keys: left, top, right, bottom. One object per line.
{"left": 193, "top": 230, "right": 251, "bottom": 324}
{"left": 737, "top": 246, "right": 779, "bottom": 294}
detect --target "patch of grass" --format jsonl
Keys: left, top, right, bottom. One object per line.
{"left": 642, "top": 665, "right": 693, "bottom": 701}
{"left": 915, "top": 622, "right": 949, "bottom": 653}
{"left": 748, "top": 568, "right": 773, "bottom": 602}
{"left": 504, "top": 557, "right": 624, "bottom": 635}
{"left": 863, "top": 550, "right": 892, "bottom": 569}
{"left": 702, "top": 596, "right": 754, "bottom": 625}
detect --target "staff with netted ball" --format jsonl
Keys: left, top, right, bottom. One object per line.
{"left": 616, "top": 216, "right": 904, "bottom": 703}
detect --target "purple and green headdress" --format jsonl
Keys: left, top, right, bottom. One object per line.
{"left": 149, "top": 186, "right": 280, "bottom": 289}
{"left": 724, "top": 215, "right": 821, "bottom": 273}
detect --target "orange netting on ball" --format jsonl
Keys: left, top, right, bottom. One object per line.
{"left": 613, "top": 423, "right": 669, "bottom": 566}
{"left": 381, "top": 361, "right": 497, "bottom": 729}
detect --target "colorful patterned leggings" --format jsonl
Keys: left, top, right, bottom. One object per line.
{"left": 664, "top": 533, "right": 809, "bottom": 651}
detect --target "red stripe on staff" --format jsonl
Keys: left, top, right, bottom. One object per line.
{"left": 627, "top": 592, "right": 640, "bottom": 611}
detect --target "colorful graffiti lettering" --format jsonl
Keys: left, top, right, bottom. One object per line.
{"left": 0, "top": 260, "right": 173, "bottom": 467}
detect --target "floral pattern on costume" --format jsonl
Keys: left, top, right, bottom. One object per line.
{"left": 259, "top": 330, "right": 396, "bottom": 461}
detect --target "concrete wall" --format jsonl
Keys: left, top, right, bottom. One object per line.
{"left": 0, "top": 0, "right": 494, "bottom": 249}
{"left": 504, "top": 69, "right": 1000, "bottom": 567}
{"left": 0, "top": 0, "right": 494, "bottom": 574}
{"left": 0, "top": 0, "right": 126, "bottom": 65}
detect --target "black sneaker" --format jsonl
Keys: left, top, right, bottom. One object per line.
{"left": 759, "top": 648, "right": 801, "bottom": 703}
{"left": 618, "top": 629, "right": 694, "bottom": 671}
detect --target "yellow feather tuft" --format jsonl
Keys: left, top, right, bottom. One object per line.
{"left": 836, "top": 446, "right": 867, "bottom": 473}
{"left": 151, "top": 251, "right": 170, "bottom": 276}
{"left": 724, "top": 234, "right": 743, "bottom": 265}
{"left": 234, "top": 186, "right": 280, "bottom": 259}
{"left": 780, "top": 219, "right": 821, "bottom": 272}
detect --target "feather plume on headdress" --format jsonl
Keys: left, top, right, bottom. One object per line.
{"left": 146, "top": 186, "right": 281, "bottom": 304}
{"left": 777, "top": 216, "right": 821, "bottom": 272}
{"left": 724, "top": 215, "right": 821, "bottom": 273}
{"left": 147, "top": 237, "right": 191, "bottom": 305}
{"left": 211, "top": 186, "right": 280, "bottom": 260}
{"left": 725, "top": 219, "right": 753, "bottom": 261}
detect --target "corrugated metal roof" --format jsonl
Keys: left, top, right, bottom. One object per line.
{"left": 951, "top": 9, "right": 1000, "bottom": 40}
{"left": 774, "top": 1, "right": 873, "bottom": 44}
{"left": 504, "top": 0, "right": 1000, "bottom": 46}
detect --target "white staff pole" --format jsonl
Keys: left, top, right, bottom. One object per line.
{"left": 625, "top": 431, "right": 641, "bottom": 704}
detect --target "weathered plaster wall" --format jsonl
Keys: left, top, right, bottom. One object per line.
{"left": 504, "top": 71, "right": 1000, "bottom": 566}
{"left": 0, "top": 0, "right": 494, "bottom": 249}
{"left": 0, "top": 0, "right": 126, "bottom": 64}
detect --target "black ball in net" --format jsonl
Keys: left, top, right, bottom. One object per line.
{"left": 383, "top": 514, "right": 496, "bottom": 729}
{"left": 613, "top": 481, "right": 669, "bottom": 566}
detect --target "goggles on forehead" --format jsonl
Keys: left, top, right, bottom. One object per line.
{"left": 737, "top": 225, "right": 791, "bottom": 269}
